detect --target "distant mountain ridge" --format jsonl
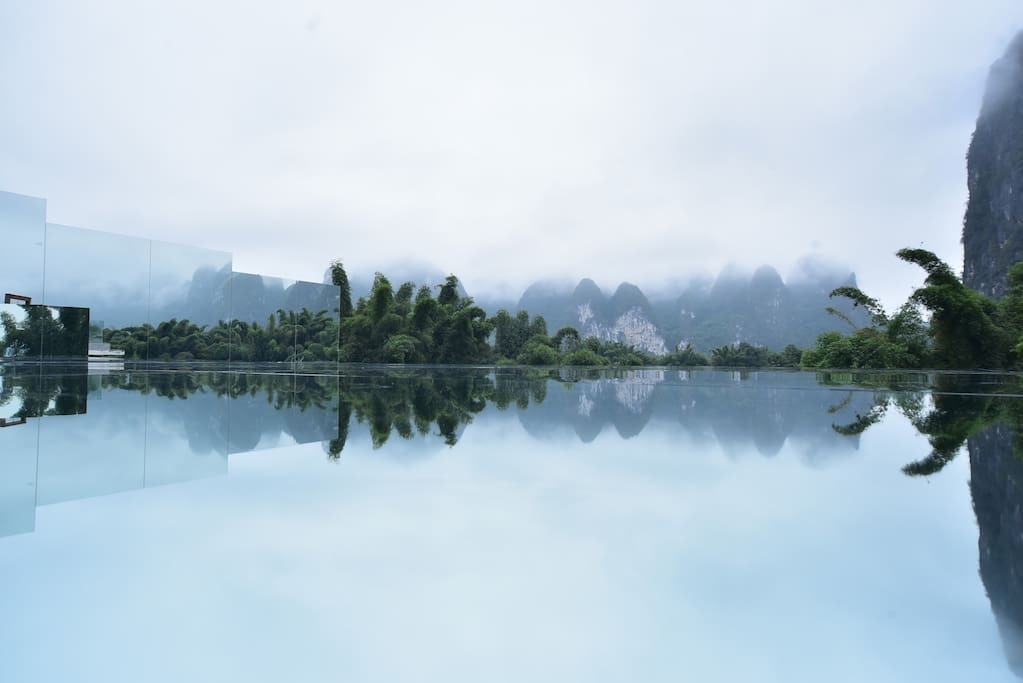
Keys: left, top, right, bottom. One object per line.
{"left": 327, "top": 259, "right": 869, "bottom": 354}
{"left": 507, "top": 261, "right": 867, "bottom": 354}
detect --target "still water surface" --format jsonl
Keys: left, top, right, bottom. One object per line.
{"left": 1, "top": 365, "right": 1021, "bottom": 682}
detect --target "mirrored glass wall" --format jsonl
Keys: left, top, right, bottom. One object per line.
{"left": 1, "top": 303, "right": 90, "bottom": 360}
{"left": 0, "top": 191, "right": 46, "bottom": 303}
{"left": 227, "top": 272, "right": 340, "bottom": 364}
{"left": 0, "top": 189, "right": 340, "bottom": 365}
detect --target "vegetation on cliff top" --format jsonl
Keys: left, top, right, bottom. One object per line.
{"left": 803, "top": 248, "right": 1023, "bottom": 371}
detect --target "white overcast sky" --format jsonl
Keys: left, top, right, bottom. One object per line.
{"left": 0, "top": 1, "right": 1020, "bottom": 306}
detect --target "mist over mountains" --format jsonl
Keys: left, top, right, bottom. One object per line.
{"left": 509, "top": 260, "right": 867, "bottom": 354}
{"left": 333, "top": 255, "right": 867, "bottom": 354}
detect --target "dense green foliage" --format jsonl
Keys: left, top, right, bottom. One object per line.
{"left": 105, "top": 309, "right": 340, "bottom": 362}
{"left": 802, "top": 248, "right": 1023, "bottom": 370}
{"left": 1, "top": 305, "right": 89, "bottom": 359}
{"left": 38, "top": 368, "right": 552, "bottom": 457}
{"left": 708, "top": 342, "right": 802, "bottom": 368}
{"left": 338, "top": 274, "right": 492, "bottom": 364}
{"left": 96, "top": 261, "right": 811, "bottom": 367}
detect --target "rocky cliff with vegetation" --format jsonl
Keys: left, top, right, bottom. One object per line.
{"left": 512, "top": 260, "right": 867, "bottom": 355}
{"left": 964, "top": 31, "right": 1023, "bottom": 299}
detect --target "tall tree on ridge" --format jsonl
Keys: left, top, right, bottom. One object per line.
{"left": 329, "top": 259, "right": 354, "bottom": 319}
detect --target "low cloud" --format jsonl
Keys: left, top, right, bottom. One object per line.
{"left": 0, "top": 0, "right": 1019, "bottom": 306}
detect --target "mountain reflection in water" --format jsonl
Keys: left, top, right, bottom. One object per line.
{"left": 833, "top": 372, "right": 1023, "bottom": 680}
{"left": 3, "top": 364, "right": 1023, "bottom": 679}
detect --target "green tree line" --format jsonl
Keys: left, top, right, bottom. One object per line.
{"left": 802, "top": 248, "right": 1023, "bottom": 370}
{"left": 94, "top": 259, "right": 821, "bottom": 367}
{"left": 85, "top": 368, "right": 554, "bottom": 457}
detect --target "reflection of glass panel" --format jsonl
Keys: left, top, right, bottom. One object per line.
{"left": 36, "top": 383, "right": 146, "bottom": 505}
{"left": 0, "top": 190, "right": 46, "bottom": 303}
{"left": 44, "top": 225, "right": 152, "bottom": 360}
{"left": 0, "top": 366, "right": 88, "bottom": 418}
{"left": 225, "top": 374, "right": 338, "bottom": 454}
{"left": 144, "top": 372, "right": 229, "bottom": 486}
{"left": 0, "top": 367, "right": 29, "bottom": 420}
{"left": 0, "top": 416, "right": 38, "bottom": 537}
{"left": 286, "top": 375, "right": 339, "bottom": 443}
{"left": 48, "top": 373, "right": 89, "bottom": 416}
{"left": 226, "top": 373, "right": 296, "bottom": 453}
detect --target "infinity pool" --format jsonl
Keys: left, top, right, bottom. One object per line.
{"left": 1, "top": 365, "right": 1019, "bottom": 682}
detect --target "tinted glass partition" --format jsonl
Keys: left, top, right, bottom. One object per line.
{"left": 39, "top": 306, "right": 90, "bottom": 359}
{"left": 227, "top": 274, "right": 340, "bottom": 364}
{"left": 148, "top": 240, "right": 232, "bottom": 360}
{"left": 1, "top": 303, "right": 90, "bottom": 360}
{"left": 1, "top": 190, "right": 339, "bottom": 367}
{"left": 149, "top": 240, "right": 232, "bottom": 327}
{"left": 0, "top": 191, "right": 46, "bottom": 303}
{"left": 228, "top": 272, "right": 297, "bottom": 362}
{"left": 0, "top": 304, "right": 32, "bottom": 359}
{"left": 286, "top": 280, "right": 340, "bottom": 363}
{"left": 44, "top": 223, "right": 152, "bottom": 360}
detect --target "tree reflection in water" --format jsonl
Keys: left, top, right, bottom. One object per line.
{"left": 93, "top": 367, "right": 554, "bottom": 458}
{"left": 830, "top": 372, "right": 1023, "bottom": 679}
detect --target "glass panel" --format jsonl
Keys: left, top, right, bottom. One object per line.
{"left": 0, "top": 303, "right": 37, "bottom": 359}
{"left": 227, "top": 274, "right": 340, "bottom": 366}
{"left": 1, "top": 303, "right": 89, "bottom": 360}
{"left": 0, "top": 190, "right": 46, "bottom": 303}
{"left": 226, "top": 373, "right": 297, "bottom": 454}
{"left": 288, "top": 281, "right": 340, "bottom": 365}
{"left": 39, "top": 306, "right": 90, "bottom": 360}
{"left": 227, "top": 272, "right": 296, "bottom": 363}
{"left": 144, "top": 371, "right": 229, "bottom": 486}
{"left": 147, "top": 240, "right": 232, "bottom": 361}
{"left": 224, "top": 374, "right": 337, "bottom": 454}
{"left": 44, "top": 223, "right": 152, "bottom": 360}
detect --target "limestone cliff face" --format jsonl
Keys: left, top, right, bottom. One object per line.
{"left": 666, "top": 263, "right": 866, "bottom": 351}
{"left": 575, "top": 303, "right": 668, "bottom": 356}
{"left": 570, "top": 281, "right": 669, "bottom": 355}
{"left": 964, "top": 31, "right": 1023, "bottom": 299}
{"left": 510, "top": 261, "right": 868, "bottom": 354}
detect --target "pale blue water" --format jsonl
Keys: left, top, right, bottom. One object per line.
{"left": 0, "top": 366, "right": 1019, "bottom": 682}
